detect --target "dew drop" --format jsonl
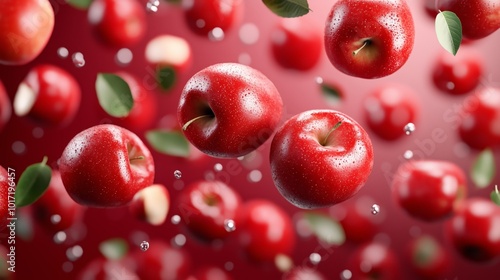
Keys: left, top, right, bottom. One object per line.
{"left": 371, "top": 204, "right": 380, "bottom": 215}
{"left": 62, "top": 262, "right": 73, "bottom": 273}
{"left": 140, "top": 240, "right": 150, "bottom": 251}
{"left": 171, "top": 215, "right": 181, "bottom": 225}
{"left": 172, "top": 233, "right": 186, "bottom": 247}
{"left": 224, "top": 219, "right": 236, "bottom": 232}
{"left": 12, "top": 141, "right": 26, "bottom": 154}
{"left": 72, "top": 52, "right": 85, "bottom": 68}
{"left": 146, "top": 0, "right": 160, "bottom": 12}
{"left": 174, "top": 170, "right": 182, "bottom": 179}
{"left": 309, "top": 252, "right": 321, "bottom": 265}
{"left": 214, "top": 163, "right": 223, "bottom": 172}
{"left": 115, "top": 48, "right": 133, "bottom": 66}
{"left": 340, "top": 269, "right": 352, "bottom": 280}
{"left": 238, "top": 52, "right": 252, "bottom": 65}
{"left": 239, "top": 23, "right": 260, "bottom": 45}
{"left": 248, "top": 170, "right": 262, "bottom": 183}
{"left": 57, "top": 47, "right": 69, "bottom": 58}
{"left": 224, "top": 261, "right": 234, "bottom": 271}
{"left": 404, "top": 122, "right": 415, "bottom": 135}
{"left": 66, "top": 245, "right": 83, "bottom": 261}
{"left": 51, "top": 214, "right": 61, "bottom": 224}
{"left": 32, "top": 127, "right": 44, "bottom": 138}
{"left": 53, "top": 231, "right": 67, "bottom": 244}
{"left": 208, "top": 27, "right": 225, "bottom": 41}
{"left": 315, "top": 76, "right": 324, "bottom": 84}
{"left": 403, "top": 150, "right": 413, "bottom": 160}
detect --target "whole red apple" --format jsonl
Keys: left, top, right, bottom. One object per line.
{"left": 59, "top": 124, "right": 155, "bottom": 207}
{"left": 363, "top": 83, "right": 419, "bottom": 140}
{"left": 32, "top": 170, "right": 85, "bottom": 233}
{"left": 445, "top": 198, "right": 500, "bottom": 262}
{"left": 88, "top": 0, "right": 146, "bottom": 47}
{"left": 347, "top": 242, "right": 401, "bottom": 280}
{"left": 0, "top": 0, "right": 54, "bottom": 65}
{"left": 407, "top": 234, "right": 451, "bottom": 279}
{"left": 13, "top": 64, "right": 81, "bottom": 126}
{"left": 236, "top": 199, "right": 295, "bottom": 262}
{"left": 439, "top": 0, "right": 500, "bottom": 39}
{"left": 178, "top": 63, "right": 283, "bottom": 158}
{"left": 324, "top": 0, "right": 415, "bottom": 79}
{"left": 0, "top": 81, "right": 11, "bottom": 132}
{"left": 432, "top": 48, "right": 484, "bottom": 95}
{"left": 183, "top": 0, "right": 243, "bottom": 37}
{"left": 0, "top": 166, "right": 10, "bottom": 231}
{"left": 391, "top": 160, "right": 467, "bottom": 221}
{"left": 129, "top": 184, "right": 170, "bottom": 226}
{"left": 458, "top": 87, "right": 500, "bottom": 150}
{"left": 271, "top": 17, "right": 323, "bottom": 71}
{"left": 270, "top": 109, "right": 374, "bottom": 209}
{"left": 177, "top": 180, "right": 241, "bottom": 240}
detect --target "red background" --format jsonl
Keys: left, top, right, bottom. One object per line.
{"left": 1, "top": 0, "right": 499, "bottom": 279}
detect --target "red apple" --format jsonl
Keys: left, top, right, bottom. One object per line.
{"left": 445, "top": 198, "right": 500, "bottom": 262}
{"left": 347, "top": 242, "right": 401, "bottom": 280}
{"left": 187, "top": 266, "right": 233, "bottom": 280}
{"left": 178, "top": 63, "right": 283, "bottom": 158}
{"left": 32, "top": 170, "right": 86, "bottom": 233}
{"left": 432, "top": 48, "right": 484, "bottom": 95}
{"left": 88, "top": 0, "right": 146, "bottom": 47}
{"left": 0, "top": 166, "right": 10, "bottom": 231}
{"left": 0, "top": 81, "right": 11, "bottom": 132}
{"left": 13, "top": 64, "right": 81, "bottom": 126}
{"left": 177, "top": 180, "right": 241, "bottom": 240}
{"left": 59, "top": 124, "right": 155, "bottom": 207}
{"left": 391, "top": 160, "right": 467, "bottom": 221}
{"left": 458, "top": 87, "right": 500, "bottom": 150}
{"left": 77, "top": 258, "right": 139, "bottom": 280}
{"left": 129, "top": 184, "right": 170, "bottom": 226}
{"left": 183, "top": 0, "right": 243, "bottom": 37}
{"left": 407, "top": 234, "right": 451, "bottom": 279}
{"left": 270, "top": 109, "right": 374, "bottom": 209}
{"left": 271, "top": 17, "right": 323, "bottom": 71}
{"left": 0, "top": 0, "right": 54, "bottom": 65}
{"left": 324, "top": 0, "right": 415, "bottom": 79}
{"left": 439, "top": 0, "right": 500, "bottom": 40}
{"left": 236, "top": 199, "right": 296, "bottom": 262}
{"left": 363, "top": 84, "right": 419, "bottom": 140}
{"left": 283, "top": 266, "right": 327, "bottom": 280}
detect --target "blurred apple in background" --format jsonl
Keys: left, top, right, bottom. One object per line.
{"left": 0, "top": 81, "right": 11, "bottom": 132}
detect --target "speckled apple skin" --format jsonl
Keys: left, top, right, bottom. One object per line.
{"left": 178, "top": 63, "right": 283, "bottom": 158}
{"left": 59, "top": 124, "right": 155, "bottom": 207}
{"left": 270, "top": 110, "right": 374, "bottom": 209}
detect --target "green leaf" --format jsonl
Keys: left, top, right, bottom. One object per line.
{"left": 491, "top": 185, "right": 500, "bottom": 206}
{"left": 145, "top": 129, "right": 190, "bottom": 158}
{"left": 413, "top": 235, "right": 439, "bottom": 268}
{"left": 318, "top": 78, "right": 343, "bottom": 107}
{"left": 156, "top": 66, "right": 177, "bottom": 91}
{"left": 66, "top": 0, "right": 93, "bottom": 10}
{"left": 15, "top": 157, "right": 52, "bottom": 207}
{"left": 96, "top": 73, "right": 134, "bottom": 117}
{"left": 99, "top": 238, "right": 129, "bottom": 260}
{"left": 470, "top": 148, "right": 496, "bottom": 188}
{"left": 435, "top": 11, "right": 462, "bottom": 55}
{"left": 262, "top": 0, "right": 310, "bottom": 18}
{"left": 302, "top": 212, "right": 345, "bottom": 246}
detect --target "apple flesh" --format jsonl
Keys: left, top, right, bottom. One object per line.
{"left": 129, "top": 184, "right": 170, "bottom": 226}
{"left": 0, "top": 81, "right": 11, "bottom": 132}
{"left": 324, "top": 0, "right": 415, "bottom": 79}
{"left": 0, "top": 0, "right": 54, "bottom": 65}
{"left": 59, "top": 124, "right": 155, "bottom": 207}
{"left": 145, "top": 35, "right": 192, "bottom": 73}
{"left": 270, "top": 109, "right": 374, "bottom": 209}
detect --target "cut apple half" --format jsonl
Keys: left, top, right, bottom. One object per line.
{"left": 130, "top": 184, "right": 170, "bottom": 226}
{"left": 13, "top": 82, "right": 38, "bottom": 117}
{"left": 145, "top": 35, "right": 191, "bottom": 69}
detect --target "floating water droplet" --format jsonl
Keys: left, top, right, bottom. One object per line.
{"left": 174, "top": 170, "right": 182, "bottom": 179}
{"left": 57, "top": 47, "right": 69, "bottom": 58}
{"left": 340, "top": 269, "right": 352, "bottom": 280}
{"left": 62, "top": 261, "right": 73, "bottom": 273}
{"left": 66, "top": 245, "right": 83, "bottom": 261}
{"left": 54, "top": 231, "right": 67, "bottom": 244}
{"left": 208, "top": 27, "right": 225, "bottom": 41}
{"left": 32, "top": 127, "right": 44, "bottom": 138}
{"left": 171, "top": 215, "right": 181, "bottom": 225}
{"left": 309, "top": 252, "right": 321, "bottom": 265}
{"left": 115, "top": 48, "right": 133, "bottom": 66}
{"left": 248, "top": 170, "right": 262, "bottom": 183}
{"left": 403, "top": 150, "right": 413, "bottom": 160}
{"left": 238, "top": 52, "right": 252, "bottom": 65}
{"left": 239, "top": 23, "right": 259, "bottom": 45}
{"left": 72, "top": 52, "right": 85, "bottom": 68}
{"left": 12, "top": 141, "right": 26, "bottom": 154}
{"left": 224, "top": 261, "right": 234, "bottom": 271}
{"left": 140, "top": 241, "right": 149, "bottom": 251}
{"left": 224, "top": 219, "right": 236, "bottom": 232}
{"left": 214, "top": 163, "right": 223, "bottom": 172}
{"left": 315, "top": 76, "right": 324, "bottom": 84}
{"left": 404, "top": 122, "right": 415, "bottom": 135}
{"left": 371, "top": 204, "right": 380, "bottom": 215}
{"left": 172, "top": 234, "right": 186, "bottom": 247}
{"left": 51, "top": 214, "right": 61, "bottom": 224}
{"left": 173, "top": 180, "right": 184, "bottom": 190}
{"left": 146, "top": 0, "right": 160, "bottom": 12}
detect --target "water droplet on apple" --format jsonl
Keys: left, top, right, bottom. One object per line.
{"left": 62, "top": 261, "right": 73, "bottom": 273}
{"left": 239, "top": 23, "right": 259, "bottom": 45}
{"left": 371, "top": 204, "right": 380, "bottom": 215}
{"left": 12, "top": 141, "right": 26, "bottom": 154}
{"left": 214, "top": 163, "right": 223, "bottom": 172}
{"left": 172, "top": 233, "right": 186, "bottom": 247}
{"left": 224, "top": 219, "right": 236, "bottom": 232}
{"left": 403, "top": 150, "right": 413, "bottom": 159}
{"left": 171, "top": 215, "right": 181, "bottom": 225}
{"left": 115, "top": 48, "right": 133, "bottom": 66}
{"left": 140, "top": 240, "right": 150, "bottom": 251}
{"left": 57, "top": 47, "right": 69, "bottom": 58}
{"left": 208, "top": 27, "right": 225, "bottom": 41}
{"left": 340, "top": 269, "right": 352, "bottom": 280}
{"left": 66, "top": 245, "right": 83, "bottom": 261}
{"left": 248, "top": 170, "right": 262, "bottom": 183}
{"left": 51, "top": 214, "right": 61, "bottom": 224}
{"left": 224, "top": 261, "right": 234, "bottom": 271}
{"left": 72, "top": 52, "right": 85, "bottom": 68}
{"left": 404, "top": 122, "right": 415, "bottom": 135}
{"left": 174, "top": 170, "right": 182, "bottom": 179}
{"left": 146, "top": 0, "right": 160, "bottom": 12}
{"left": 32, "top": 127, "right": 44, "bottom": 138}
{"left": 309, "top": 252, "right": 321, "bottom": 265}
{"left": 53, "top": 231, "right": 67, "bottom": 244}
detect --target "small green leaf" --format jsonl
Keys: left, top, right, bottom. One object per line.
{"left": 66, "top": 0, "right": 93, "bottom": 10}
{"left": 15, "top": 157, "right": 52, "bottom": 207}
{"left": 145, "top": 129, "right": 190, "bottom": 158}
{"left": 470, "top": 148, "right": 496, "bottom": 188}
{"left": 413, "top": 235, "right": 439, "bottom": 268}
{"left": 96, "top": 73, "right": 134, "bottom": 117}
{"left": 99, "top": 238, "right": 129, "bottom": 260}
{"left": 435, "top": 11, "right": 462, "bottom": 55}
{"left": 262, "top": 0, "right": 310, "bottom": 18}
{"left": 318, "top": 78, "right": 343, "bottom": 107}
{"left": 491, "top": 185, "right": 500, "bottom": 206}
{"left": 156, "top": 66, "right": 177, "bottom": 91}
{"left": 302, "top": 212, "right": 345, "bottom": 246}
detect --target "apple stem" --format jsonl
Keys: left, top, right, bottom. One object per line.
{"left": 182, "top": 115, "right": 213, "bottom": 131}
{"left": 130, "top": 156, "right": 145, "bottom": 162}
{"left": 352, "top": 41, "right": 369, "bottom": 56}
{"left": 495, "top": 185, "right": 499, "bottom": 194}
{"left": 322, "top": 121, "right": 342, "bottom": 146}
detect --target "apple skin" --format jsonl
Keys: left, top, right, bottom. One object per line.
{"left": 347, "top": 242, "right": 401, "bottom": 280}
{"left": 0, "top": 81, "right": 11, "bottom": 132}
{"left": 32, "top": 170, "right": 86, "bottom": 233}
{"left": 391, "top": 160, "right": 467, "bottom": 222}
{"left": 13, "top": 64, "right": 81, "bottom": 126}
{"left": 59, "top": 124, "right": 155, "bottom": 208}
{"left": 432, "top": 49, "right": 484, "bottom": 95}
{"left": 458, "top": 87, "right": 500, "bottom": 150}
{"left": 271, "top": 17, "right": 323, "bottom": 71}
{"left": 0, "top": 166, "right": 9, "bottom": 231}
{"left": 407, "top": 234, "right": 451, "bottom": 279}
{"left": 324, "top": 0, "right": 415, "bottom": 79}
{"left": 337, "top": 202, "right": 378, "bottom": 244}
{"left": 178, "top": 63, "right": 283, "bottom": 158}
{"left": 236, "top": 199, "right": 296, "bottom": 262}
{"left": 445, "top": 198, "right": 500, "bottom": 263}
{"left": 270, "top": 109, "right": 374, "bottom": 209}
{"left": 0, "top": 0, "right": 54, "bottom": 65}
{"left": 183, "top": 0, "right": 243, "bottom": 37}
{"left": 439, "top": 0, "right": 500, "bottom": 40}
{"left": 88, "top": 0, "right": 146, "bottom": 47}
{"left": 363, "top": 84, "right": 419, "bottom": 140}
